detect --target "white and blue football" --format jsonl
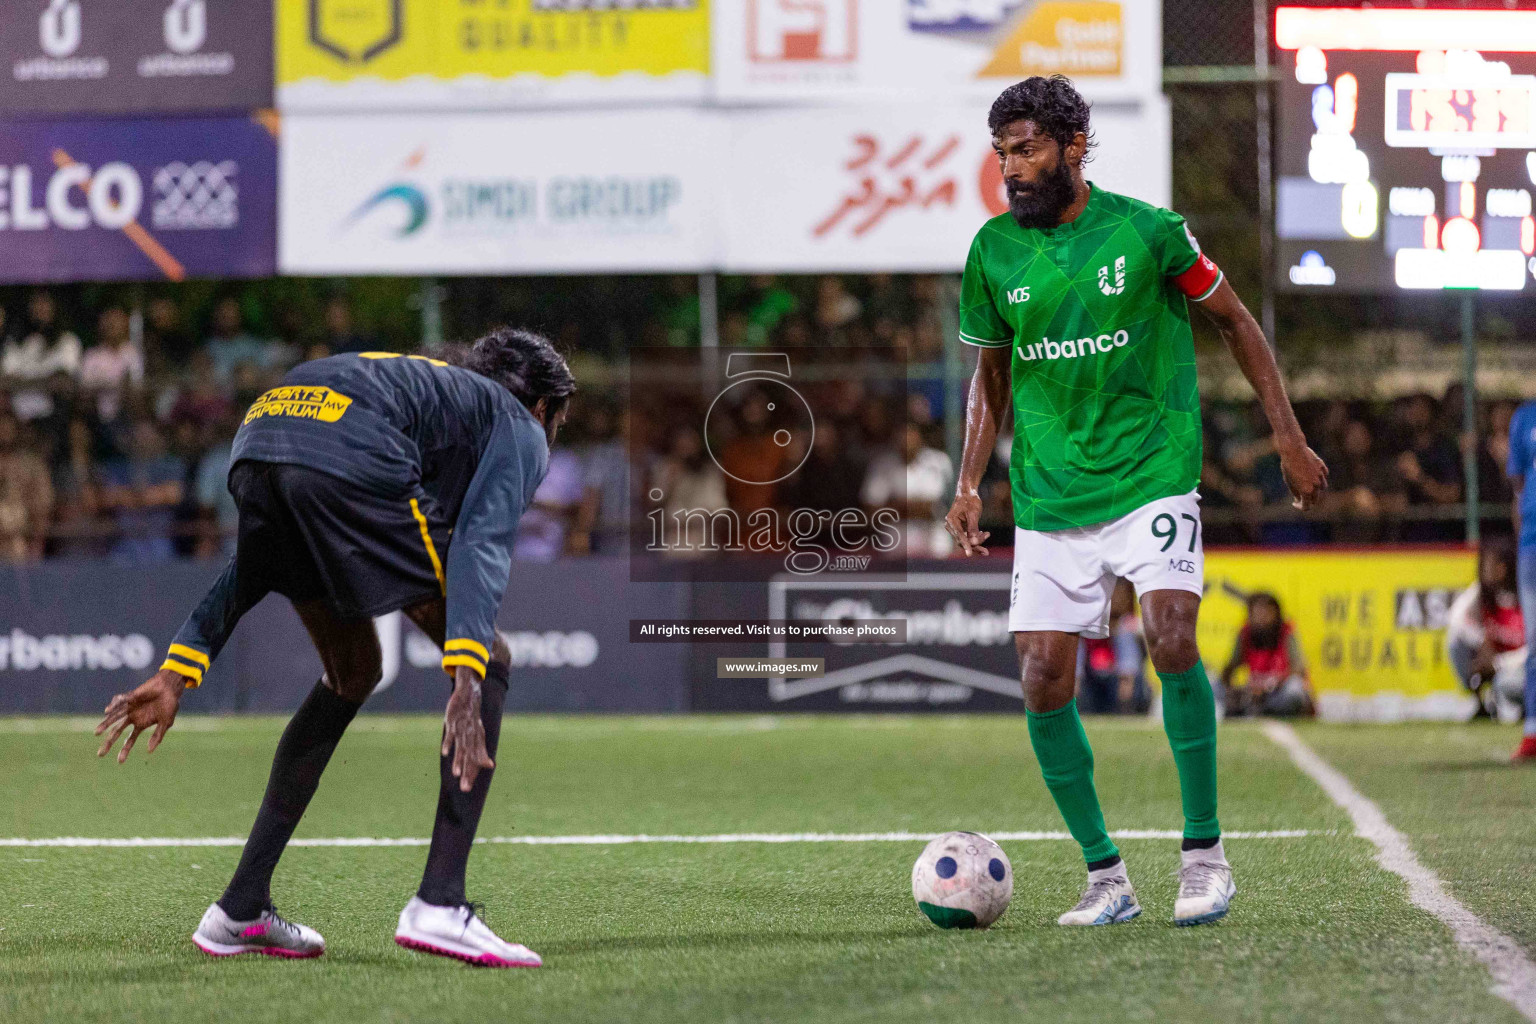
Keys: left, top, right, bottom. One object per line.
{"left": 911, "top": 831, "right": 1013, "bottom": 929}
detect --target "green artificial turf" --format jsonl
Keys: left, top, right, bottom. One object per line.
{"left": 0, "top": 715, "right": 1524, "bottom": 1023}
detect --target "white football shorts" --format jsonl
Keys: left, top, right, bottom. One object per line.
{"left": 1008, "top": 489, "right": 1205, "bottom": 638}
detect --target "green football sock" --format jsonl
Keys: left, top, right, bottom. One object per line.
{"left": 1158, "top": 662, "right": 1221, "bottom": 841}
{"left": 1026, "top": 701, "right": 1119, "bottom": 865}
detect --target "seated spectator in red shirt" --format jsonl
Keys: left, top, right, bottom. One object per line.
{"left": 1447, "top": 535, "right": 1526, "bottom": 720}
{"left": 1219, "top": 592, "right": 1314, "bottom": 718}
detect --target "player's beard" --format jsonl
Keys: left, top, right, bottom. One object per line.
{"left": 1005, "top": 157, "right": 1077, "bottom": 231}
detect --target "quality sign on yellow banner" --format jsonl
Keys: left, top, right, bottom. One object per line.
{"left": 1199, "top": 548, "right": 1477, "bottom": 721}
{"left": 277, "top": 0, "right": 710, "bottom": 110}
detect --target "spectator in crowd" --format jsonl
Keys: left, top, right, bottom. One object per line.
{"left": 783, "top": 420, "right": 869, "bottom": 549}
{"left": 1481, "top": 401, "right": 1518, "bottom": 506}
{"left": 1447, "top": 535, "right": 1526, "bottom": 720}
{"left": 575, "top": 400, "right": 630, "bottom": 555}
{"left": 649, "top": 426, "right": 729, "bottom": 557}
{"left": 1078, "top": 580, "right": 1149, "bottom": 714}
{"left": 192, "top": 411, "right": 242, "bottom": 558}
{"left": 813, "top": 275, "right": 862, "bottom": 340}
{"left": 323, "top": 294, "right": 375, "bottom": 355}
{"left": 142, "top": 295, "right": 194, "bottom": 373}
{"left": 48, "top": 416, "right": 108, "bottom": 558}
{"left": 861, "top": 423, "right": 953, "bottom": 557}
{"left": 742, "top": 275, "right": 799, "bottom": 346}
{"left": 1219, "top": 592, "right": 1314, "bottom": 718}
{"left": 1323, "top": 419, "right": 1406, "bottom": 541}
{"left": 2, "top": 289, "right": 82, "bottom": 422}
{"left": 719, "top": 387, "right": 789, "bottom": 515}
{"left": 514, "top": 447, "right": 587, "bottom": 562}
{"left": 0, "top": 413, "right": 54, "bottom": 561}
{"left": 1394, "top": 393, "right": 1462, "bottom": 506}
{"left": 79, "top": 305, "right": 144, "bottom": 423}
{"left": 167, "top": 349, "right": 234, "bottom": 433}
{"left": 98, "top": 419, "right": 185, "bottom": 564}
{"left": 204, "top": 296, "right": 288, "bottom": 383}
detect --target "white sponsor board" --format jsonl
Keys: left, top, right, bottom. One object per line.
{"left": 279, "top": 110, "right": 721, "bottom": 274}
{"left": 281, "top": 102, "right": 1168, "bottom": 274}
{"left": 720, "top": 100, "right": 1169, "bottom": 272}
{"left": 713, "top": 0, "right": 1160, "bottom": 105}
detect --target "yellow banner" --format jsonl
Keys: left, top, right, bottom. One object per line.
{"left": 979, "top": 2, "right": 1123, "bottom": 79}
{"left": 1199, "top": 549, "right": 1476, "bottom": 718}
{"left": 278, "top": 0, "right": 709, "bottom": 85}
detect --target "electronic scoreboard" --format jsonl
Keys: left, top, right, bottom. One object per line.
{"left": 1274, "top": 6, "right": 1536, "bottom": 292}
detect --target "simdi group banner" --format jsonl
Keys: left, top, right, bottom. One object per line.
{"left": 276, "top": 0, "right": 710, "bottom": 111}
{"left": 279, "top": 100, "right": 1168, "bottom": 275}
{"left": 1200, "top": 549, "right": 1477, "bottom": 722}
{"left": 279, "top": 109, "right": 720, "bottom": 274}
{"left": 0, "top": 115, "right": 277, "bottom": 283}
{"left": 0, "top": 0, "right": 273, "bottom": 114}
{"left": 713, "top": 0, "right": 1158, "bottom": 105}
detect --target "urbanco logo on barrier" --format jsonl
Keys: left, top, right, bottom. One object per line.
{"left": 630, "top": 347, "right": 910, "bottom": 582}
{"left": 0, "top": 628, "right": 155, "bottom": 672}
{"left": 371, "top": 613, "right": 597, "bottom": 691}
{"left": 15, "top": 0, "right": 107, "bottom": 81}
{"left": 139, "top": 0, "right": 237, "bottom": 79}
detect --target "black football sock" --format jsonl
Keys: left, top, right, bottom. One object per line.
{"left": 218, "top": 680, "right": 360, "bottom": 920}
{"left": 417, "top": 661, "right": 508, "bottom": 908}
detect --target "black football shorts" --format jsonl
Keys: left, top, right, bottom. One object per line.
{"left": 228, "top": 460, "right": 449, "bottom": 621}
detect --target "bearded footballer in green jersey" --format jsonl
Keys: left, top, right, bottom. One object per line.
{"left": 944, "top": 76, "right": 1328, "bottom": 927}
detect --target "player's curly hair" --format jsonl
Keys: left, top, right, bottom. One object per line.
{"left": 447, "top": 326, "right": 576, "bottom": 420}
{"left": 987, "top": 75, "right": 1096, "bottom": 164}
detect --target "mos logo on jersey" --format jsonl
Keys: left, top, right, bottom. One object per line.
{"left": 1005, "top": 285, "right": 1029, "bottom": 304}
{"left": 1098, "top": 255, "right": 1125, "bottom": 296}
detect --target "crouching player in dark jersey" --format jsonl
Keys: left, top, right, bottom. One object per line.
{"left": 94, "top": 328, "right": 574, "bottom": 967}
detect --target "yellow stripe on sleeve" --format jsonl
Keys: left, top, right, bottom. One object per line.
{"left": 167, "top": 643, "right": 210, "bottom": 669}
{"left": 409, "top": 498, "right": 446, "bottom": 594}
{"left": 444, "top": 638, "right": 490, "bottom": 662}
{"left": 161, "top": 658, "right": 204, "bottom": 688}
{"left": 442, "top": 653, "right": 488, "bottom": 679}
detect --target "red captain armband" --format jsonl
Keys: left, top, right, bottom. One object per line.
{"left": 1171, "top": 252, "right": 1223, "bottom": 302}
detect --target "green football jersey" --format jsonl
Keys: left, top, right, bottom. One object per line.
{"left": 959, "top": 183, "right": 1220, "bottom": 531}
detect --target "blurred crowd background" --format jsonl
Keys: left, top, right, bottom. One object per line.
{"left": 0, "top": 272, "right": 1518, "bottom": 565}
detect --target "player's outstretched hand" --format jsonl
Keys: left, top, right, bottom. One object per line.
{"left": 95, "top": 668, "right": 185, "bottom": 764}
{"left": 443, "top": 668, "right": 495, "bottom": 793}
{"left": 1278, "top": 437, "right": 1329, "bottom": 511}
{"left": 944, "top": 491, "right": 991, "bottom": 556}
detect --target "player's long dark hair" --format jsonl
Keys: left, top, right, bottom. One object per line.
{"left": 446, "top": 327, "right": 576, "bottom": 422}
{"left": 988, "top": 75, "right": 1096, "bottom": 164}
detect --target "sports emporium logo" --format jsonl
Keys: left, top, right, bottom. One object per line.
{"left": 308, "top": 0, "right": 403, "bottom": 64}
{"left": 748, "top": 0, "right": 857, "bottom": 64}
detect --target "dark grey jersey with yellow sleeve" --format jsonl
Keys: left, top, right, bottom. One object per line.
{"left": 159, "top": 353, "right": 549, "bottom": 686}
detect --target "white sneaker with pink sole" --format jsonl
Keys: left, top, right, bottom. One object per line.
{"left": 393, "top": 896, "right": 542, "bottom": 968}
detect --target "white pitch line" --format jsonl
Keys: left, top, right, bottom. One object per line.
{"left": 0, "top": 829, "right": 1316, "bottom": 849}
{"left": 1263, "top": 722, "right": 1536, "bottom": 1024}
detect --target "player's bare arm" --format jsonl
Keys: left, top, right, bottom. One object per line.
{"left": 95, "top": 668, "right": 186, "bottom": 763}
{"left": 945, "top": 344, "right": 1011, "bottom": 556}
{"left": 1194, "top": 278, "right": 1328, "bottom": 510}
{"left": 442, "top": 666, "right": 495, "bottom": 793}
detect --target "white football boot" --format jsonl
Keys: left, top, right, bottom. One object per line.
{"left": 1174, "top": 840, "right": 1236, "bottom": 926}
{"left": 192, "top": 902, "right": 325, "bottom": 959}
{"left": 1057, "top": 862, "right": 1142, "bottom": 926}
{"left": 394, "top": 896, "right": 542, "bottom": 968}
